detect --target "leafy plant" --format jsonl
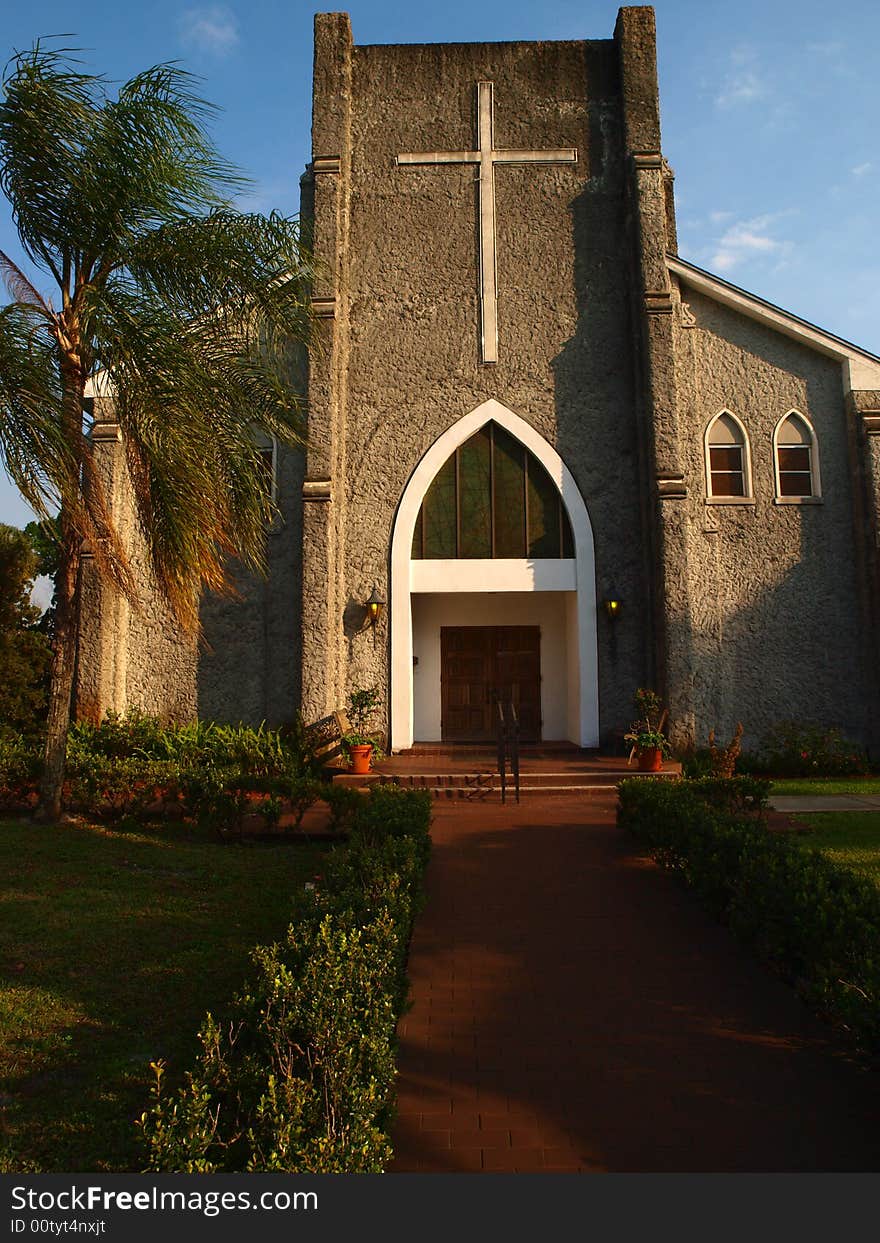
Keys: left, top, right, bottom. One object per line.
{"left": 341, "top": 686, "right": 385, "bottom": 762}
{"left": 707, "top": 722, "right": 743, "bottom": 778}
{"left": 618, "top": 777, "right": 880, "bottom": 1061}
{"left": 752, "top": 721, "right": 870, "bottom": 777}
{"left": 0, "top": 524, "right": 51, "bottom": 740}
{"left": 140, "top": 786, "right": 432, "bottom": 1171}
{"left": 624, "top": 687, "right": 670, "bottom": 757}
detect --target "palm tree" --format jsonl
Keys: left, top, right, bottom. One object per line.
{"left": 0, "top": 44, "right": 313, "bottom": 818}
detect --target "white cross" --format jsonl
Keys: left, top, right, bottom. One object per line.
{"left": 397, "top": 81, "right": 577, "bottom": 364}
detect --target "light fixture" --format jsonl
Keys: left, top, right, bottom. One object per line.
{"left": 365, "top": 585, "right": 385, "bottom": 628}
{"left": 603, "top": 598, "right": 621, "bottom": 621}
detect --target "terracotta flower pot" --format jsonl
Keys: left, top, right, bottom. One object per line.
{"left": 349, "top": 744, "right": 373, "bottom": 775}
{"left": 637, "top": 746, "right": 663, "bottom": 772}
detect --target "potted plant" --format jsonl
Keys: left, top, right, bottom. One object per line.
{"left": 624, "top": 688, "right": 671, "bottom": 772}
{"left": 341, "top": 686, "right": 385, "bottom": 775}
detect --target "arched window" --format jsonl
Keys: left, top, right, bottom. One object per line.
{"left": 411, "top": 421, "right": 575, "bottom": 559}
{"left": 249, "top": 426, "right": 277, "bottom": 503}
{"left": 704, "top": 411, "right": 752, "bottom": 499}
{"left": 774, "top": 411, "right": 820, "bottom": 500}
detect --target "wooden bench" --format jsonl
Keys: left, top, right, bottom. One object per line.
{"left": 305, "top": 711, "right": 352, "bottom": 772}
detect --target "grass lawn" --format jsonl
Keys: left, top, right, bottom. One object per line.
{"left": 769, "top": 777, "right": 880, "bottom": 796}
{"left": 0, "top": 816, "right": 327, "bottom": 1173}
{"left": 792, "top": 812, "right": 880, "bottom": 890}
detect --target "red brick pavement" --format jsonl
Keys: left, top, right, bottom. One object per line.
{"left": 389, "top": 794, "right": 880, "bottom": 1172}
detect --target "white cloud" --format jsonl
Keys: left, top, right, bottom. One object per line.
{"left": 709, "top": 210, "right": 734, "bottom": 225}
{"left": 178, "top": 6, "right": 240, "bottom": 58}
{"left": 806, "top": 40, "right": 846, "bottom": 57}
{"left": 852, "top": 162, "right": 873, "bottom": 177}
{"left": 709, "top": 213, "right": 795, "bottom": 274}
{"left": 715, "top": 45, "right": 766, "bottom": 109}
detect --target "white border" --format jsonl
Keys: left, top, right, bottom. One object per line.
{"left": 772, "top": 409, "right": 822, "bottom": 502}
{"left": 389, "top": 399, "right": 598, "bottom": 750}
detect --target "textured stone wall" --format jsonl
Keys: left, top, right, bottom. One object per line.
{"left": 197, "top": 443, "right": 306, "bottom": 725}
{"left": 300, "top": 13, "right": 657, "bottom": 746}
{"left": 672, "top": 286, "right": 870, "bottom": 749}
{"left": 75, "top": 413, "right": 198, "bottom": 724}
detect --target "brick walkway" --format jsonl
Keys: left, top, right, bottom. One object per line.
{"left": 389, "top": 795, "right": 880, "bottom": 1172}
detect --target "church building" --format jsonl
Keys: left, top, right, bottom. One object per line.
{"left": 76, "top": 6, "right": 880, "bottom": 756}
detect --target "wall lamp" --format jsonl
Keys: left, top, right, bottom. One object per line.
{"left": 365, "top": 585, "right": 385, "bottom": 628}
{"left": 603, "top": 598, "right": 622, "bottom": 621}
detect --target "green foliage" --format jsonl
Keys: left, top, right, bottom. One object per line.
{"left": 67, "top": 710, "right": 305, "bottom": 774}
{"left": 141, "top": 786, "right": 432, "bottom": 1172}
{"left": 633, "top": 687, "right": 662, "bottom": 724}
{"left": 341, "top": 686, "right": 385, "bottom": 760}
{"left": 748, "top": 721, "right": 870, "bottom": 777}
{"left": 623, "top": 728, "right": 671, "bottom": 755}
{"left": 0, "top": 43, "right": 315, "bottom": 816}
{"left": 67, "top": 708, "right": 167, "bottom": 761}
{"left": 0, "top": 734, "right": 41, "bottom": 802}
{"left": 618, "top": 778, "right": 880, "bottom": 1060}
{"left": 686, "top": 775, "right": 770, "bottom": 815}
{"left": 64, "top": 755, "right": 183, "bottom": 820}
{"left": 323, "top": 783, "right": 364, "bottom": 832}
{"left": 624, "top": 687, "right": 670, "bottom": 755}
{"left": 0, "top": 524, "right": 50, "bottom": 740}
{"left": 681, "top": 747, "right": 715, "bottom": 779}
{"left": 0, "top": 46, "right": 314, "bottom": 624}
{"left": 1, "top": 710, "right": 324, "bottom": 828}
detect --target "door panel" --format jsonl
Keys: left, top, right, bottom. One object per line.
{"left": 441, "top": 626, "right": 541, "bottom": 742}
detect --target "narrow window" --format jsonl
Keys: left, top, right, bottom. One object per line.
{"left": 706, "top": 412, "right": 750, "bottom": 499}
{"left": 775, "top": 413, "right": 818, "bottom": 499}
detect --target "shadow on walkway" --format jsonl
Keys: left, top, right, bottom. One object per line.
{"left": 389, "top": 796, "right": 880, "bottom": 1172}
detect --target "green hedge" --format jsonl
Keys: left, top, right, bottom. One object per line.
{"left": 617, "top": 778, "right": 880, "bottom": 1061}
{"left": 140, "top": 784, "right": 432, "bottom": 1172}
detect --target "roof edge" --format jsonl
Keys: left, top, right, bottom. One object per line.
{"left": 668, "top": 254, "right": 880, "bottom": 390}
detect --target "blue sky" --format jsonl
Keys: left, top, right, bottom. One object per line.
{"left": 2, "top": 0, "right": 879, "bottom": 527}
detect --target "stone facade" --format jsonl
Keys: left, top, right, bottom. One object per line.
{"left": 75, "top": 6, "right": 880, "bottom": 757}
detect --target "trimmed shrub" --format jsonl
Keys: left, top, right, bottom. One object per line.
{"left": 0, "top": 711, "right": 324, "bottom": 827}
{"left": 140, "top": 786, "right": 432, "bottom": 1172}
{"left": 746, "top": 721, "right": 870, "bottom": 777}
{"left": 618, "top": 778, "right": 880, "bottom": 1060}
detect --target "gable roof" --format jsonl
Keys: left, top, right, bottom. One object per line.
{"left": 668, "top": 254, "right": 880, "bottom": 392}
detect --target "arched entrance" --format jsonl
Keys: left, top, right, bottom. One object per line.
{"left": 390, "top": 399, "right": 598, "bottom": 750}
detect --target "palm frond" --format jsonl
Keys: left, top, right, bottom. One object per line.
{"left": 0, "top": 249, "right": 52, "bottom": 315}
{"left": 0, "top": 43, "right": 314, "bottom": 634}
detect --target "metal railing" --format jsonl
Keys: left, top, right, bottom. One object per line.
{"left": 495, "top": 696, "right": 520, "bottom": 804}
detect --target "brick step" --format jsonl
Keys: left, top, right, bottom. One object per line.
{"left": 332, "top": 769, "right": 680, "bottom": 796}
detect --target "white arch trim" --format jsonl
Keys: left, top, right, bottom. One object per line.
{"left": 772, "top": 409, "right": 822, "bottom": 500}
{"left": 390, "top": 398, "right": 598, "bottom": 750}
{"left": 703, "top": 408, "right": 753, "bottom": 501}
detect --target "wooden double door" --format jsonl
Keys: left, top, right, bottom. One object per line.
{"left": 440, "top": 626, "right": 541, "bottom": 743}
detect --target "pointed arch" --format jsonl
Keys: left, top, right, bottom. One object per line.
{"left": 704, "top": 409, "right": 753, "bottom": 500}
{"left": 773, "top": 410, "right": 821, "bottom": 501}
{"left": 390, "top": 399, "right": 598, "bottom": 750}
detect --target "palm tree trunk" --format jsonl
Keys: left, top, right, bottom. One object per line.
{"left": 36, "top": 513, "right": 81, "bottom": 820}
{"left": 37, "top": 346, "right": 85, "bottom": 822}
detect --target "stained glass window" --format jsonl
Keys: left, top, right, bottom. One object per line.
{"left": 411, "top": 422, "right": 575, "bottom": 559}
